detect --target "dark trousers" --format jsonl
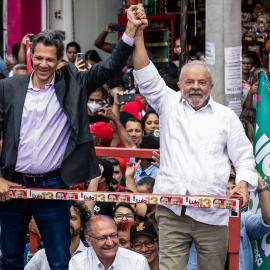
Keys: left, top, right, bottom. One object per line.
{"left": 0, "top": 176, "right": 71, "bottom": 270}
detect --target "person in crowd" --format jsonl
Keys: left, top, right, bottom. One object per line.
{"left": 239, "top": 118, "right": 254, "bottom": 143}
{"left": 90, "top": 122, "right": 113, "bottom": 148}
{"left": 105, "top": 157, "right": 124, "bottom": 192}
{"left": 12, "top": 64, "right": 27, "bottom": 76}
{"left": 125, "top": 117, "right": 144, "bottom": 145}
{"left": 66, "top": 41, "right": 81, "bottom": 64}
{"left": 141, "top": 110, "right": 159, "bottom": 135}
{"left": 242, "top": 67, "right": 270, "bottom": 109}
{"left": 242, "top": 52, "right": 257, "bottom": 93}
{"left": 0, "top": 5, "right": 145, "bottom": 269}
{"left": 88, "top": 88, "right": 108, "bottom": 124}
{"left": 137, "top": 177, "right": 155, "bottom": 193}
{"left": 173, "top": 38, "right": 181, "bottom": 62}
{"left": 213, "top": 198, "right": 223, "bottom": 209}
{"left": 132, "top": 17, "right": 257, "bottom": 270}
{"left": 85, "top": 49, "right": 102, "bottom": 68}
{"left": 133, "top": 135, "right": 160, "bottom": 184}
{"left": 117, "top": 220, "right": 137, "bottom": 250}
{"left": 130, "top": 222, "right": 159, "bottom": 270}
{"left": 69, "top": 215, "right": 150, "bottom": 269}
{"left": 113, "top": 203, "right": 136, "bottom": 224}
{"left": 239, "top": 107, "right": 256, "bottom": 128}
{"left": 25, "top": 201, "right": 90, "bottom": 270}
{"left": 7, "top": 43, "right": 21, "bottom": 76}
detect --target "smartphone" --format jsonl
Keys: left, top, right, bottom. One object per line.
{"left": 30, "top": 35, "right": 36, "bottom": 42}
{"left": 118, "top": 93, "right": 135, "bottom": 103}
{"left": 110, "top": 24, "right": 125, "bottom": 32}
{"left": 77, "top": 53, "right": 85, "bottom": 61}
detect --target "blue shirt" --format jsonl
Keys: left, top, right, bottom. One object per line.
{"left": 130, "top": 158, "right": 159, "bottom": 184}
{"left": 187, "top": 212, "right": 270, "bottom": 270}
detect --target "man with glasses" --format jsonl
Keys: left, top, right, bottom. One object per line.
{"left": 69, "top": 215, "right": 150, "bottom": 269}
{"left": 130, "top": 222, "right": 159, "bottom": 270}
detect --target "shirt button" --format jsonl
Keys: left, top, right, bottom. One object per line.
{"left": 35, "top": 131, "right": 38, "bottom": 136}
{"left": 33, "top": 162, "right": 35, "bottom": 165}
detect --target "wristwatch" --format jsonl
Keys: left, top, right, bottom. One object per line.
{"left": 256, "top": 182, "right": 269, "bottom": 193}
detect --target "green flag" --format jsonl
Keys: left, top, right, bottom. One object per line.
{"left": 250, "top": 69, "right": 270, "bottom": 269}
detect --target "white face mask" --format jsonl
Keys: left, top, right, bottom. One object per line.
{"left": 87, "top": 102, "right": 102, "bottom": 114}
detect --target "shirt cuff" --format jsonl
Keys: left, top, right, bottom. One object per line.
{"left": 122, "top": 33, "right": 135, "bottom": 47}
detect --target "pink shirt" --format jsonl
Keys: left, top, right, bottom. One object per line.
{"left": 15, "top": 73, "right": 72, "bottom": 174}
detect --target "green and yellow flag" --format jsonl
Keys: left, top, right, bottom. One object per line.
{"left": 249, "top": 69, "right": 270, "bottom": 269}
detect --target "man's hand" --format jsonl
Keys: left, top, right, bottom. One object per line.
{"left": 114, "top": 91, "right": 126, "bottom": 106}
{"left": 98, "top": 106, "right": 117, "bottom": 121}
{"left": 125, "top": 4, "right": 147, "bottom": 37}
{"left": 74, "top": 58, "right": 87, "bottom": 72}
{"left": 151, "top": 150, "right": 160, "bottom": 169}
{"left": 21, "top": 33, "right": 35, "bottom": 45}
{"left": 125, "top": 161, "right": 141, "bottom": 179}
{"left": 0, "top": 177, "right": 22, "bottom": 202}
{"left": 229, "top": 180, "right": 249, "bottom": 208}
{"left": 105, "top": 22, "right": 117, "bottom": 33}
{"left": 250, "top": 82, "right": 258, "bottom": 95}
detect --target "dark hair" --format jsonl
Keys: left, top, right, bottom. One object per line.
{"left": 12, "top": 43, "right": 21, "bottom": 60}
{"left": 240, "top": 118, "right": 254, "bottom": 143}
{"left": 66, "top": 41, "right": 81, "bottom": 53}
{"left": 141, "top": 109, "right": 159, "bottom": 134}
{"left": 137, "top": 177, "right": 155, "bottom": 193}
{"left": 85, "top": 50, "right": 102, "bottom": 63}
{"left": 243, "top": 51, "right": 262, "bottom": 69}
{"left": 105, "top": 157, "right": 121, "bottom": 168}
{"left": 239, "top": 108, "right": 256, "bottom": 128}
{"left": 196, "top": 50, "right": 205, "bottom": 60}
{"left": 113, "top": 203, "right": 136, "bottom": 219}
{"left": 71, "top": 201, "right": 92, "bottom": 240}
{"left": 125, "top": 117, "right": 142, "bottom": 129}
{"left": 140, "top": 135, "right": 160, "bottom": 150}
{"left": 31, "top": 30, "right": 64, "bottom": 60}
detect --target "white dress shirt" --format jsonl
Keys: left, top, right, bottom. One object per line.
{"left": 25, "top": 240, "right": 87, "bottom": 270}
{"left": 133, "top": 62, "right": 258, "bottom": 226}
{"left": 68, "top": 246, "right": 150, "bottom": 270}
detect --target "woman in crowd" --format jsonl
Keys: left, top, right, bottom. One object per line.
{"left": 113, "top": 202, "right": 136, "bottom": 224}
{"left": 141, "top": 110, "right": 159, "bottom": 135}
{"left": 85, "top": 50, "right": 102, "bottom": 69}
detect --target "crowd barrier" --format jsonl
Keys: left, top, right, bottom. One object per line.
{"left": 10, "top": 147, "right": 242, "bottom": 270}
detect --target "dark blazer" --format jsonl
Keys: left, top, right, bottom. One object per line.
{"left": 0, "top": 39, "right": 133, "bottom": 185}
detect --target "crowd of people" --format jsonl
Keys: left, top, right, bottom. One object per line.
{"left": 0, "top": 3, "right": 269, "bottom": 270}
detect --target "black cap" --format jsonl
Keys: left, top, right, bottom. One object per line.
{"left": 98, "top": 159, "right": 118, "bottom": 185}
{"left": 130, "top": 222, "right": 158, "bottom": 242}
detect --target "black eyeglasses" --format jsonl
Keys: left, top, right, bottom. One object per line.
{"left": 114, "top": 212, "right": 135, "bottom": 220}
{"left": 89, "top": 232, "right": 119, "bottom": 242}
{"left": 175, "top": 45, "right": 181, "bottom": 48}
{"left": 242, "top": 62, "right": 253, "bottom": 66}
{"left": 131, "top": 239, "right": 157, "bottom": 251}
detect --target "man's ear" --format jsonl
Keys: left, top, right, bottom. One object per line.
{"left": 177, "top": 82, "right": 181, "bottom": 91}
{"left": 85, "top": 235, "right": 92, "bottom": 246}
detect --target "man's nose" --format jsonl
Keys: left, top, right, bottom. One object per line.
{"left": 193, "top": 81, "right": 199, "bottom": 89}
{"left": 106, "top": 236, "right": 114, "bottom": 245}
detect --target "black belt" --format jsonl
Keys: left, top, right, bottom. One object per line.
{"left": 13, "top": 169, "right": 61, "bottom": 183}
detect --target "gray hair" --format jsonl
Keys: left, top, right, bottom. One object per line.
{"left": 179, "top": 60, "right": 212, "bottom": 84}
{"left": 31, "top": 30, "right": 64, "bottom": 60}
{"left": 12, "top": 64, "right": 27, "bottom": 75}
{"left": 84, "top": 214, "right": 117, "bottom": 236}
